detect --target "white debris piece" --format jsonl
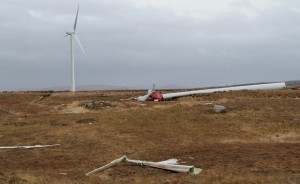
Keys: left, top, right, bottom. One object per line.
{"left": 156, "top": 158, "right": 178, "bottom": 165}
{"left": 213, "top": 105, "right": 226, "bottom": 113}
{"left": 0, "top": 144, "right": 60, "bottom": 149}
{"left": 85, "top": 155, "right": 202, "bottom": 176}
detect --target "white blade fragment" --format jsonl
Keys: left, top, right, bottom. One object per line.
{"left": 156, "top": 158, "right": 178, "bottom": 165}
{"left": 85, "top": 155, "right": 202, "bottom": 176}
{"left": 0, "top": 144, "right": 60, "bottom": 149}
{"left": 145, "top": 162, "right": 202, "bottom": 174}
{"left": 85, "top": 156, "right": 126, "bottom": 176}
{"left": 136, "top": 84, "right": 155, "bottom": 101}
{"left": 125, "top": 158, "right": 201, "bottom": 174}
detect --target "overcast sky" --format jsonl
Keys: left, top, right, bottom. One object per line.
{"left": 1, "top": 0, "right": 299, "bottom": 91}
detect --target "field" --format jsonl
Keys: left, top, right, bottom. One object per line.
{"left": 0, "top": 89, "right": 300, "bottom": 183}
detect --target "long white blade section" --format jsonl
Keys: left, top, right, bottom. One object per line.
{"left": 0, "top": 144, "right": 60, "bottom": 149}
{"left": 162, "top": 82, "right": 286, "bottom": 99}
{"left": 74, "top": 5, "right": 79, "bottom": 32}
{"left": 74, "top": 34, "right": 86, "bottom": 55}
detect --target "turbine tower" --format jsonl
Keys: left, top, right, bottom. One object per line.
{"left": 65, "top": 5, "right": 86, "bottom": 92}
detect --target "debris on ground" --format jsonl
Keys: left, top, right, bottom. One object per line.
{"left": 85, "top": 155, "right": 202, "bottom": 176}
{"left": 0, "top": 144, "right": 60, "bottom": 149}
{"left": 124, "top": 97, "right": 135, "bottom": 100}
{"left": 77, "top": 118, "right": 96, "bottom": 125}
{"left": 84, "top": 102, "right": 95, "bottom": 109}
{"left": 84, "top": 101, "right": 117, "bottom": 109}
{"left": 213, "top": 105, "right": 226, "bottom": 113}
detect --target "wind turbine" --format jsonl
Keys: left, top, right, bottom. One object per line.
{"left": 65, "top": 5, "right": 86, "bottom": 92}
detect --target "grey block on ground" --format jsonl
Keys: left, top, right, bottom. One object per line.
{"left": 213, "top": 105, "right": 226, "bottom": 113}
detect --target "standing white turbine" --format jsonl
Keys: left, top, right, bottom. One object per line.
{"left": 65, "top": 5, "right": 86, "bottom": 92}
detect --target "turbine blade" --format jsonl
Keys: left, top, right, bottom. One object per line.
{"left": 136, "top": 84, "right": 155, "bottom": 101}
{"left": 74, "top": 34, "right": 86, "bottom": 55}
{"left": 73, "top": 5, "right": 79, "bottom": 32}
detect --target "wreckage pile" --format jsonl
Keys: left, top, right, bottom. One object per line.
{"left": 86, "top": 156, "right": 202, "bottom": 176}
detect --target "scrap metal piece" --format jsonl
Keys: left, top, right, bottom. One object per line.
{"left": 85, "top": 156, "right": 127, "bottom": 176}
{"left": 0, "top": 144, "right": 60, "bottom": 149}
{"left": 85, "top": 155, "right": 202, "bottom": 176}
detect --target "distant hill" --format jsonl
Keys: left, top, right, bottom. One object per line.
{"left": 2, "top": 80, "right": 299, "bottom": 92}
{"left": 2, "top": 85, "right": 131, "bottom": 92}
{"left": 40, "top": 85, "right": 131, "bottom": 91}
{"left": 4, "top": 84, "right": 187, "bottom": 92}
{"left": 157, "top": 84, "right": 186, "bottom": 89}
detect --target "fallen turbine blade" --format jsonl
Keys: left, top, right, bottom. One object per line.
{"left": 85, "top": 156, "right": 202, "bottom": 175}
{"left": 74, "top": 34, "right": 86, "bottom": 56}
{"left": 137, "top": 91, "right": 152, "bottom": 101}
{"left": 73, "top": 5, "right": 79, "bottom": 32}
{"left": 136, "top": 84, "right": 155, "bottom": 101}
{"left": 0, "top": 144, "right": 60, "bottom": 149}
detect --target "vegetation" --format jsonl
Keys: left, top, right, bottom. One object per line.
{"left": 0, "top": 90, "right": 299, "bottom": 183}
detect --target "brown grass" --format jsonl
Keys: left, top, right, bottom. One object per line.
{"left": 0, "top": 90, "right": 300, "bottom": 183}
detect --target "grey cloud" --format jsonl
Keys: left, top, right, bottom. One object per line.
{"left": 0, "top": 0, "right": 299, "bottom": 91}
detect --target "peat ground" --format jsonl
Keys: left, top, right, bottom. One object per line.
{"left": 0, "top": 89, "right": 300, "bottom": 183}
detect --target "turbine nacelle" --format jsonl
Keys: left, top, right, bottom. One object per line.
{"left": 66, "top": 32, "right": 73, "bottom": 35}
